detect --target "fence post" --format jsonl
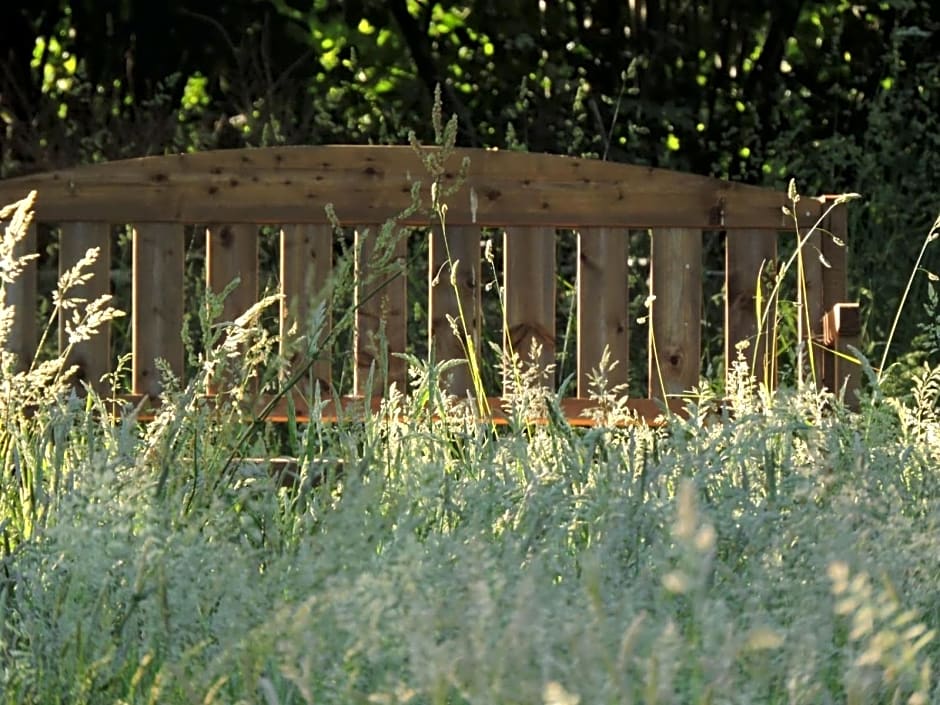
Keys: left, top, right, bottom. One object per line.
{"left": 823, "top": 302, "right": 861, "bottom": 406}
{"left": 797, "top": 197, "right": 859, "bottom": 405}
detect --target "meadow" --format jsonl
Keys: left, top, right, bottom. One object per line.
{"left": 1, "top": 185, "right": 939, "bottom": 705}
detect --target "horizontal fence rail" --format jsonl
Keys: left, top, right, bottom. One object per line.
{"left": 0, "top": 146, "right": 860, "bottom": 423}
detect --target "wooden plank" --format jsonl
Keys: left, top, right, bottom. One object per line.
{"left": 429, "top": 225, "right": 481, "bottom": 398}
{"left": 206, "top": 223, "right": 259, "bottom": 393}
{"left": 58, "top": 221, "right": 111, "bottom": 393}
{"left": 649, "top": 228, "right": 702, "bottom": 400}
{"left": 725, "top": 229, "right": 777, "bottom": 388}
{"left": 0, "top": 146, "right": 825, "bottom": 230}
{"left": 132, "top": 223, "right": 185, "bottom": 397}
{"left": 504, "top": 227, "right": 555, "bottom": 391}
{"left": 206, "top": 223, "right": 259, "bottom": 322}
{"left": 280, "top": 224, "right": 333, "bottom": 394}
{"left": 354, "top": 227, "right": 408, "bottom": 395}
{"left": 577, "top": 227, "right": 630, "bottom": 397}
{"left": 5, "top": 221, "right": 38, "bottom": 368}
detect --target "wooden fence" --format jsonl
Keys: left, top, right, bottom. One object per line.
{"left": 0, "top": 146, "right": 859, "bottom": 424}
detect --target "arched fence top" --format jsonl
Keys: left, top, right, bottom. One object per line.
{"left": 0, "top": 145, "right": 824, "bottom": 229}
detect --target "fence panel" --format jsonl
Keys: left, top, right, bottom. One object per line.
{"left": 59, "top": 221, "right": 111, "bottom": 393}
{"left": 504, "top": 226, "right": 555, "bottom": 391}
{"left": 650, "top": 228, "right": 702, "bottom": 399}
{"left": 577, "top": 227, "right": 630, "bottom": 397}
{"left": 429, "top": 225, "right": 481, "bottom": 399}
{"left": 132, "top": 223, "right": 185, "bottom": 397}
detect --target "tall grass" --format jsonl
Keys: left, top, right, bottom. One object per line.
{"left": 1, "top": 168, "right": 939, "bottom": 704}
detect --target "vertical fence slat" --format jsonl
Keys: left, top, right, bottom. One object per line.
{"left": 206, "top": 223, "right": 258, "bottom": 394}
{"left": 59, "top": 222, "right": 111, "bottom": 393}
{"left": 132, "top": 223, "right": 185, "bottom": 397}
{"left": 649, "top": 228, "right": 702, "bottom": 400}
{"left": 280, "top": 224, "right": 333, "bottom": 393}
{"left": 725, "top": 230, "right": 778, "bottom": 389}
{"left": 429, "top": 225, "right": 481, "bottom": 399}
{"left": 577, "top": 227, "right": 630, "bottom": 397}
{"left": 206, "top": 223, "right": 259, "bottom": 322}
{"left": 354, "top": 228, "right": 408, "bottom": 395}
{"left": 504, "top": 227, "right": 555, "bottom": 392}
{"left": 6, "top": 221, "right": 38, "bottom": 367}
